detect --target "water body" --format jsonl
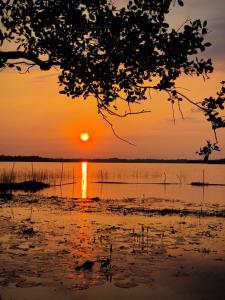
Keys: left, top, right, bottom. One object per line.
{"left": 0, "top": 162, "right": 225, "bottom": 300}
{"left": 0, "top": 162, "right": 225, "bottom": 202}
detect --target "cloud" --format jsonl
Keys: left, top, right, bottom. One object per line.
{"left": 206, "top": 16, "right": 225, "bottom": 61}
{"left": 189, "top": 107, "right": 202, "bottom": 114}
{"left": 32, "top": 71, "right": 59, "bottom": 81}
{"left": 166, "top": 116, "right": 200, "bottom": 123}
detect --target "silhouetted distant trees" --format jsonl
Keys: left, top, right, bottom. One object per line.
{"left": 0, "top": 155, "right": 225, "bottom": 164}
{"left": 0, "top": 0, "right": 224, "bottom": 159}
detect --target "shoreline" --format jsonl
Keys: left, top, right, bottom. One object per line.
{"left": 0, "top": 155, "right": 225, "bottom": 164}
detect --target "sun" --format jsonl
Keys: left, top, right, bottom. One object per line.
{"left": 80, "top": 132, "right": 90, "bottom": 142}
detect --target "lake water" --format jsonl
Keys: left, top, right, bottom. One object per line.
{"left": 0, "top": 162, "right": 225, "bottom": 300}
{"left": 0, "top": 162, "right": 225, "bottom": 204}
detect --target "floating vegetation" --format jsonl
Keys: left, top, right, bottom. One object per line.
{"left": 116, "top": 207, "right": 225, "bottom": 218}
{"left": 75, "top": 260, "right": 95, "bottom": 271}
{"left": 0, "top": 180, "right": 50, "bottom": 192}
{"left": 0, "top": 193, "right": 225, "bottom": 297}
{"left": 191, "top": 182, "right": 225, "bottom": 186}
{"left": 21, "top": 226, "right": 35, "bottom": 236}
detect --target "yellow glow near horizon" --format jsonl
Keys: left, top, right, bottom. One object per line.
{"left": 81, "top": 162, "right": 87, "bottom": 199}
{"left": 80, "top": 132, "right": 90, "bottom": 142}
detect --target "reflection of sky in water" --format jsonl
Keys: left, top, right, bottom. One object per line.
{"left": 0, "top": 162, "right": 225, "bottom": 203}
{"left": 81, "top": 162, "right": 87, "bottom": 199}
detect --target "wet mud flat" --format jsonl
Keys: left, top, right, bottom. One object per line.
{"left": 0, "top": 194, "right": 225, "bottom": 300}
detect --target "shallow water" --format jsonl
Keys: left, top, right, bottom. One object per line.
{"left": 0, "top": 162, "right": 225, "bottom": 300}
{"left": 0, "top": 192, "right": 225, "bottom": 300}
{"left": 0, "top": 162, "right": 225, "bottom": 202}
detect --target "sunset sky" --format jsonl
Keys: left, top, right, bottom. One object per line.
{"left": 0, "top": 0, "right": 224, "bottom": 159}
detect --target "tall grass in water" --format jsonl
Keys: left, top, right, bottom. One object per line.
{"left": 0, "top": 168, "right": 73, "bottom": 186}
{"left": 0, "top": 169, "right": 17, "bottom": 184}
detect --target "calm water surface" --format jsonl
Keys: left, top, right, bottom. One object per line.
{"left": 0, "top": 162, "right": 224, "bottom": 203}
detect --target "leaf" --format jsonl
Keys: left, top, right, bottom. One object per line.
{"left": 178, "top": 0, "right": 184, "bottom": 6}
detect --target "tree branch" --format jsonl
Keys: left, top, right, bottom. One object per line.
{"left": 96, "top": 94, "right": 151, "bottom": 117}
{"left": 0, "top": 51, "right": 52, "bottom": 70}
{"left": 98, "top": 107, "right": 137, "bottom": 147}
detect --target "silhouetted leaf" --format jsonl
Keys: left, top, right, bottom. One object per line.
{"left": 178, "top": 0, "right": 184, "bottom": 6}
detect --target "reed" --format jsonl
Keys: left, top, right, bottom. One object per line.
{"left": 0, "top": 167, "right": 72, "bottom": 185}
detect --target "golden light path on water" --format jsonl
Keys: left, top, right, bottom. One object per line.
{"left": 81, "top": 162, "right": 88, "bottom": 198}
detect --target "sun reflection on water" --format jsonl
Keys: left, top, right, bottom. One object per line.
{"left": 81, "top": 162, "right": 88, "bottom": 198}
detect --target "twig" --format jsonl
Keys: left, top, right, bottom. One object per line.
{"left": 177, "top": 100, "right": 184, "bottom": 119}
{"left": 171, "top": 102, "right": 175, "bottom": 124}
{"left": 177, "top": 17, "right": 191, "bottom": 32}
{"left": 96, "top": 95, "right": 151, "bottom": 117}
{"left": 174, "top": 90, "right": 207, "bottom": 112}
{"left": 213, "top": 129, "right": 218, "bottom": 144}
{"left": 98, "top": 107, "right": 136, "bottom": 146}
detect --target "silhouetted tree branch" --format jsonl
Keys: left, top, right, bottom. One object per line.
{"left": 0, "top": 51, "right": 53, "bottom": 70}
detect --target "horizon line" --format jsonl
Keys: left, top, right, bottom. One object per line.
{"left": 0, "top": 155, "right": 225, "bottom": 163}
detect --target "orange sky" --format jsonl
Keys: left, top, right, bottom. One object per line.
{"left": 0, "top": 0, "right": 224, "bottom": 159}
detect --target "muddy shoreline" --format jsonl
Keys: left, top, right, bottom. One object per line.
{"left": 0, "top": 194, "right": 225, "bottom": 300}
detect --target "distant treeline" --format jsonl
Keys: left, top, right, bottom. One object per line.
{"left": 0, "top": 155, "right": 225, "bottom": 164}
